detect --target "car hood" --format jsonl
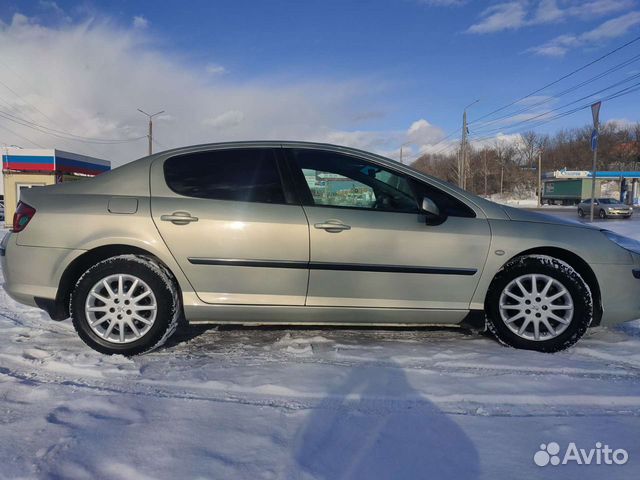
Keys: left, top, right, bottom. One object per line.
{"left": 500, "top": 205, "right": 591, "bottom": 228}
{"left": 603, "top": 203, "right": 631, "bottom": 208}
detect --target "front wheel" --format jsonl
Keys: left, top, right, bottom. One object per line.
{"left": 599, "top": 209, "right": 607, "bottom": 219}
{"left": 486, "top": 255, "right": 592, "bottom": 352}
{"left": 70, "top": 255, "right": 180, "bottom": 355}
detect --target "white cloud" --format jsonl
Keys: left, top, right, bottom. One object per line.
{"left": 132, "top": 15, "right": 148, "bottom": 29}
{"left": 318, "top": 119, "right": 445, "bottom": 163}
{"left": 573, "top": 0, "right": 636, "bottom": 18}
{"left": 467, "top": 2, "right": 528, "bottom": 34}
{"left": 470, "top": 132, "right": 524, "bottom": 150}
{"left": 407, "top": 119, "right": 444, "bottom": 144}
{"left": 607, "top": 117, "right": 637, "bottom": 127}
{"left": 0, "top": 13, "right": 430, "bottom": 165}
{"left": 532, "top": 0, "right": 564, "bottom": 24}
{"left": 467, "top": 0, "right": 634, "bottom": 34}
{"left": 529, "top": 11, "right": 640, "bottom": 56}
{"left": 205, "top": 63, "right": 227, "bottom": 76}
{"left": 203, "top": 110, "right": 244, "bottom": 130}
{"left": 581, "top": 10, "right": 640, "bottom": 41}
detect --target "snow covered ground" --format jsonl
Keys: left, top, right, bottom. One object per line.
{"left": 1, "top": 215, "right": 640, "bottom": 479}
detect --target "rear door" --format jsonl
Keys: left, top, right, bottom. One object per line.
{"left": 285, "top": 147, "right": 491, "bottom": 312}
{"left": 150, "top": 147, "right": 310, "bottom": 305}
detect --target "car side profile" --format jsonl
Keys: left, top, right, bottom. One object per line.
{"left": 577, "top": 198, "right": 633, "bottom": 219}
{"left": 2, "top": 141, "right": 640, "bottom": 355}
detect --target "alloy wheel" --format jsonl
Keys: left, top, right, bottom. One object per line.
{"left": 85, "top": 274, "right": 157, "bottom": 344}
{"left": 498, "top": 273, "right": 574, "bottom": 341}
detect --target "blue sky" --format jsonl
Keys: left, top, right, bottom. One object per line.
{"left": 0, "top": 1, "right": 639, "bottom": 162}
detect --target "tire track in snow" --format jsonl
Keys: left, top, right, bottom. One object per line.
{"left": 2, "top": 361, "right": 640, "bottom": 418}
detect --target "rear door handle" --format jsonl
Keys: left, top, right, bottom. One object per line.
{"left": 160, "top": 212, "right": 199, "bottom": 225}
{"left": 314, "top": 220, "right": 351, "bottom": 233}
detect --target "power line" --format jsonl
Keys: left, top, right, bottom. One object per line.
{"left": 474, "top": 52, "right": 640, "bottom": 130}
{"left": 471, "top": 72, "right": 640, "bottom": 138}
{"left": 0, "top": 58, "right": 80, "bottom": 125}
{"left": 469, "top": 81, "right": 640, "bottom": 144}
{"left": 151, "top": 137, "right": 168, "bottom": 151}
{"left": 0, "top": 108, "right": 146, "bottom": 144}
{"left": 0, "top": 77, "right": 60, "bottom": 128}
{"left": 0, "top": 121, "right": 45, "bottom": 148}
{"left": 469, "top": 34, "right": 640, "bottom": 126}
{"left": 0, "top": 60, "right": 115, "bottom": 156}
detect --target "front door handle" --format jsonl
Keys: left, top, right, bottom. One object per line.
{"left": 160, "top": 211, "right": 199, "bottom": 225}
{"left": 314, "top": 220, "right": 351, "bottom": 233}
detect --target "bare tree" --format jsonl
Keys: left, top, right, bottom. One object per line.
{"left": 409, "top": 121, "right": 640, "bottom": 199}
{"left": 494, "top": 139, "right": 517, "bottom": 196}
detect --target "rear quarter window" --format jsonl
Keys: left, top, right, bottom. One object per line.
{"left": 163, "top": 149, "right": 285, "bottom": 204}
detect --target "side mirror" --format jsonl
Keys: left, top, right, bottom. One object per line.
{"left": 421, "top": 197, "right": 446, "bottom": 225}
{"left": 421, "top": 196, "right": 440, "bottom": 217}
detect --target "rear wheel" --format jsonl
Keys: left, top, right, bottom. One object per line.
{"left": 70, "top": 255, "right": 180, "bottom": 355}
{"left": 577, "top": 208, "right": 584, "bottom": 217}
{"left": 486, "top": 255, "right": 592, "bottom": 352}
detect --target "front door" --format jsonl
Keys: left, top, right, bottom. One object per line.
{"left": 285, "top": 148, "right": 491, "bottom": 312}
{"left": 150, "top": 147, "right": 310, "bottom": 305}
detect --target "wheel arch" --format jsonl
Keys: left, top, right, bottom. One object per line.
{"left": 52, "top": 244, "right": 183, "bottom": 320}
{"left": 488, "top": 246, "right": 602, "bottom": 327}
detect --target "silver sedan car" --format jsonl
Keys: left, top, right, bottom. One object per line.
{"left": 578, "top": 198, "right": 633, "bottom": 219}
{"left": 2, "top": 142, "right": 640, "bottom": 355}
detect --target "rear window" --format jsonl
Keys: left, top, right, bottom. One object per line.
{"left": 163, "top": 149, "right": 285, "bottom": 204}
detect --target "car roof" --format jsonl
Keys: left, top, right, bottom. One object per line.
{"left": 153, "top": 140, "right": 383, "bottom": 160}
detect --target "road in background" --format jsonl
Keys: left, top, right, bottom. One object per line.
{"left": 527, "top": 206, "right": 640, "bottom": 226}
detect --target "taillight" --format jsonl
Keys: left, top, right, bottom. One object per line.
{"left": 12, "top": 202, "right": 36, "bottom": 233}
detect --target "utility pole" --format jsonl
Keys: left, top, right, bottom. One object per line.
{"left": 399, "top": 141, "right": 411, "bottom": 164}
{"left": 589, "top": 101, "right": 602, "bottom": 222}
{"left": 137, "top": 108, "right": 165, "bottom": 156}
{"left": 483, "top": 149, "right": 488, "bottom": 197}
{"left": 460, "top": 100, "right": 479, "bottom": 189}
{"left": 461, "top": 110, "right": 468, "bottom": 189}
{"left": 537, "top": 149, "right": 542, "bottom": 207}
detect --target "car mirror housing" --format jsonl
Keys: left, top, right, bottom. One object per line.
{"left": 420, "top": 196, "right": 446, "bottom": 225}
{"left": 421, "top": 196, "right": 440, "bottom": 217}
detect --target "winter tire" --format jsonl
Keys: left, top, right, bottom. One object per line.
{"left": 577, "top": 208, "right": 584, "bottom": 217}
{"left": 599, "top": 209, "right": 607, "bottom": 219}
{"left": 486, "top": 255, "right": 592, "bottom": 352}
{"left": 70, "top": 255, "right": 180, "bottom": 355}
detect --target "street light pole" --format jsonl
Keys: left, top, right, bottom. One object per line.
{"left": 137, "top": 108, "right": 165, "bottom": 156}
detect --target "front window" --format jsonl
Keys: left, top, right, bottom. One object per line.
{"left": 289, "top": 149, "right": 475, "bottom": 218}
{"left": 290, "top": 149, "right": 418, "bottom": 212}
